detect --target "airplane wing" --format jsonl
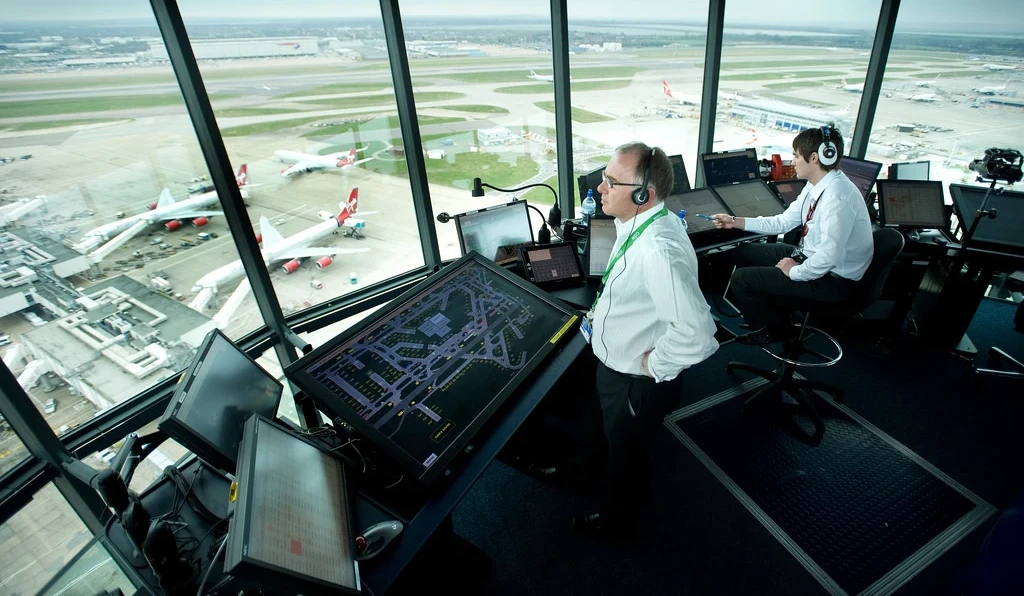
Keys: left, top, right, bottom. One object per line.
{"left": 155, "top": 189, "right": 175, "bottom": 209}
{"left": 259, "top": 216, "right": 286, "bottom": 247}
{"left": 167, "top": 210, "right": 223, "bottom": 220}
{"left": 278, "top": 247, "right": 370, "bottom": 259}
{"left": 280, "top": 161, "right": 322, "bottom": 177}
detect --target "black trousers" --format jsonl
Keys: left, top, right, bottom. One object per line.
{"left": 729, "top": 242, "right": 857, "bottom": 328}
{"left": 579, "top": 358, "right": 682, "bottom": 521}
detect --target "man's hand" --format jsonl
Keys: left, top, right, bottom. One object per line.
{"left": 641, "top": 350, "right": 654, "bottom": 378}
{"left": 711, "top": 214, "right": 737, "bottom": 229}
{"left": 776, "top": 257, "right": 798, "bottom": 277}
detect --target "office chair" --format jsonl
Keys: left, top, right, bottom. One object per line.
{"left": 727, "top": 227, "right": 906, "bottom": 441}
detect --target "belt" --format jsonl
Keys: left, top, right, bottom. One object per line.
{"left": 598, "top": 360, "right": 649, "bottom": 381}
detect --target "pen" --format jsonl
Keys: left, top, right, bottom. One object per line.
{"left": 695, "top": 214, "right": 716, "bottom": 221}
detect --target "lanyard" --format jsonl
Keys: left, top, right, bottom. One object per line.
{"left": 592, "top": 207, "right": 667, "bottom": 307}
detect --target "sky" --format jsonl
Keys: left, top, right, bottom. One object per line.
{"left": 0, "top": 0, "right": 1021, "bottom": 34}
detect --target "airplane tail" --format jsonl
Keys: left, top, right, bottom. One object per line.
{"left": 235, "top": 164, "right": 248, "bottom": 187}
{"left": 840, "top": 77, "right": 848, "bottom": 88}
{"left": 662, "top": 80, "right": 672, "bottom": 96}
{"left": 339, "top": 188, "right": 359, "bottom": 219}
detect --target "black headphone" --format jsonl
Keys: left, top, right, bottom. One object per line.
{"left": 632, "top": 147, "right": 656, "bottom": 206}
{"left": 818, "top": 125, "right": 838, "bottom": 166}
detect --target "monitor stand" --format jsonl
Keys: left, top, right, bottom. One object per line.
{"left": 899, "top": 227, "right": 922, "bottom": 242}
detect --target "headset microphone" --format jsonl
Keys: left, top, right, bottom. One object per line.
{"left": 632, "top": 147, "right": 656, "bottom": 206}
{"left": 436, "top": 212, "right": 451, "bottom": 223}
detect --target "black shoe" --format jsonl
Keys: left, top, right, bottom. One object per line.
{"left": 569, "top": 512, "right": 626, "bottom": 540}
{"left": 525, "top": 462, "right": 563, "bottom": 481}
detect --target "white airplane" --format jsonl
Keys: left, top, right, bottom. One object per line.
{"left": 973, "top": 78, "right": 1014, "bottom": 95}
{"left": 839, "top": 78, "right": 864, "bottom": 93}
{"left": 662, "top": 80, "right": 701, "bottom": 106}
{"left": 528, "top": 69, "right": 553, "bottom": 82}
{"left": 908, "top": 92, "right": 938, "bottom": 103}
{"left": 75, "top": 164, "right": 248, "bottom": 251}
{"left": 190, "top": 188, "right": 370, "bottom": 302}
{"left": 915, "top": 74, "right": 941, "bottom": 88}
{"left": 984, "top": 63, "right": 1017, "bottom": 71}
{"left": 275, "top": 147, "right": 371, "bottom": 177}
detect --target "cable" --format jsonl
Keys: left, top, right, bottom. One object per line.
{"left": 384, "top": 474, "right": 404, "bottom": 489}
{"left": 330, "top": 438, "right": 367, "bottom": 474}
{"left": 706, "top": 256, "right": 741, "bottom": 318}
{"left": 196, "top": 535, "right": 229, "bottom": 596}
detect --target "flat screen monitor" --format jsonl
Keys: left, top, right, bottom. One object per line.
{"left": 518, "top": 242, "right": 584, "bottom": 291}
{"left": 664, "top": 188, "right": 730, "bottom": 234}
{"left": 836, "top": 156, "right": 883, "bottom": 200}
{"left": 949, "top": 184, "right": 1024, "bottom": 249}
{"left": 701, "top": 148, "right": 759, "bottom": 187}
{"left": 586, "top": 217, "right": 617, "bottom": 278}
{"left": 772, "top": 179, "right": 809, "bottom": 207}
{"left": 888, "top": 160, "right": 931, "bottom": 181}
{"left": 455, "top": 201, "right": 534, "bottom": 265}
{"left": 577, "top": 165, "right": 607, "bottom": 218}
{"left": 711, "top": 179, "right": 786, "bottom": 218}
{"left": 283, "top": 252, "right": 579, "bottom": 486}
{"left": 876, "top": 180, "right": 947, "bottom": 229}
{"left": 158, "top": 329, "right": 283, "bottom": 474}
{"left": 224, "top": 415, "right": 360, "bottom": 595}
{"left": 667, "top": 154, "right": 691, "bottom": 194}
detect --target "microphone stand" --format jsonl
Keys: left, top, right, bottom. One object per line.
{"left": 948, "top": 176, "right": 1001, "bottom": 280}
{"left": 473, "top": 179, "right": 561, "bottom": 243}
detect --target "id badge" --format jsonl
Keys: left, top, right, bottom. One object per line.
{"left": 580, "top": 310, "right": 594, "bottom": 343}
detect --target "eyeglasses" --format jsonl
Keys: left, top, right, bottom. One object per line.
{"left": 601, "top": 174, "right": 642, "bottom": 190}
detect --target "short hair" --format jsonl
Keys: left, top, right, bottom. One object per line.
{"left": 792, "top": 124, "right": 844, "bottom": 172}
{"left": 614, "top": 141, "right": 673, "bottom": 201}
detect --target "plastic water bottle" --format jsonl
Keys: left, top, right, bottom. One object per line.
{"left": 581, "top": 189, "right": 596, "bottom": 225}
{"left": 677, "top": 209, "right": 688, "bottom": 232}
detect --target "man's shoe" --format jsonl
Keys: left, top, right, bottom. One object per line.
{"left": 525, "top": 462, "right": 563, "bottom": 481}
{"left": 569, "top": 512, "right": 626, "bottom": 540}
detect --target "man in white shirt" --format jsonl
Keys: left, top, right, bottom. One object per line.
{"left": 571, "top": 142, "right": 719, "bottom": 539}
{"left": 711, "top": 124, "right": 874, "bottom": 345}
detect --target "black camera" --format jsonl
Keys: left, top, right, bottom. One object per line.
{"left": 968, "top": 148, "right": 1023, "bottom": 184}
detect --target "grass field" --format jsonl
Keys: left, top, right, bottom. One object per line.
{"left": 2, "top": 118, "right": 130, "bottom": 131}
{"left": 278, "top": 82, "right": 396, "bottom": 98}
{"left": 494, "top": 79, "right": 631, "bottom": 95}
{"left": 721, "top": 71, "right": 839, "bottom": 81}
{"left": 762, "top": 80, "right": 840, "bottom": 90}
{"left": 302, "top": 91, "right": 465, "bottom": 109}
{"left": 433, "top": 104, "right": 509, "bottom": 114}
{"left": 520, "top": 175, "right": 558, "bottom": 205}
{"left": 909, "top": 70, "right": 986, "bottom": 79}
{"left": 441, "top": 65, "right": 644, "bottom": 84}
{"left": 533, "top": 101, "right": 612, "bottom": 123}
{"left": 722, "top": 59, "right": 855, "bottom": 70}
{"left": 361, "top": 150, "right": 539, "bottom": 191}
{"left": 0, "top": 93, "right": 226, "bottom": 119}
{"left": 303, "top": 115, "right": 465, "bottom": 138}
{"left": 217, "top": 107, "right": 304, "bottom": 117}
{"left": 220, "top": 115, "right": 331, "bottom": 137}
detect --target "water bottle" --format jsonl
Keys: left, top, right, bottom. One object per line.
{"left": 581, "top": 189, "right": 596, "bottom": 225}
{"left": 677, "top": 209, "right": 688, "bottom": 232}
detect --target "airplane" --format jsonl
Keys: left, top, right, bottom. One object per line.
{"left": 189, "top": 188, "right": 370, "bottom": 309}
{"left": 662, "top": 80, "right": 701, "bottom": 106}
{"left": 74, "top": 164, "right": 248, "bottom": 251}
{"left": 528, "top": 69, "right": 553, "bottom": 82}
{"left": 839, "top": 78, "right": 864, "bottom": 93}
{"left": 972, "top": 78, "right": 1014, "bottom": 95}
{"left": 983, "top": 63, "right": 1018, "bottom": 71}
{"left": 274, "top": 147, "right": 371, "bottom": 177}
{"left": 915, "top": 74, "right": 941, "bottom": 88}
{"left": 908, "top": 92, "right": 938, "bottom": 102}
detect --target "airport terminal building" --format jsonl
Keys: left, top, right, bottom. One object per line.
{"left": 730, "top": 98, "right": 854, "bottom": 135}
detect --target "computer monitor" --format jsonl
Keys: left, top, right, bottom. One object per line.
{"left": 157, "top": 329, "right": 283, "bottom": 475}
{"left": 949, "top": 184, "right": 1024, "bottom": 249}
{"left": 667, "top": 154, "right": 691, "bottom": 194}
{"left": 586, "top": 217, "right": 617, "bottom": 278}
{"left": 701, "top": 148, "right": 759, "bottom": 187}
{"left": 455, "top": 201, "right": 534, "bottom": 265}
{"left": 711, "top": 179, "right": 786, "bottom": 218}
{"left": 225, "top": 415, "right": 360, "bottom": 595}
{"left": 888, "top": 160, "right": 931, "bottom": 181}
{"left": 836, "top": 156, "right": 883, "bottom": 200}
{"left": 283, "top": 252, "right": 579, "bottom": 486}
{"left": 876, "top": 180, "right": 947, "bottom": 230}
{"left": 577, "top": 165, "right": 607, "bottom": 218}
{"left": 518, "top": 242, "right": 584, "bottom": 291}
{"left": 664, "top": 188, "right": 731, "bottom": 234}
{"left": 771, "top": 179, "right": 809, "bottom": 207}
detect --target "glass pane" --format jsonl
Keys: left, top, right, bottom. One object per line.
{"left": 0, "top": 13, "right": 233, "bottom": 426}
{"left": 569, "top": 1, "right": 711, "bottom": 196}
{"left": 37, "top": 534, "right": 135, "bottom": 596}
{"left": 179, "top": 5, "right": 426, "bottom": 328}
{"left": 712, "top": 3, "right": 880, "bottom": 163}
{"left": 0, "top": 417, "right": 29, "bottom": 478}
{"left": 0, "top": 483, "right": 95, "bottom": 594}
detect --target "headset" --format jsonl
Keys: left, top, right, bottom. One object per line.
{"left": 817, "top": 125, "right": 838, "bottom": 167}
{"left": 632, "top": 147, "right": 656, "bottom": 206}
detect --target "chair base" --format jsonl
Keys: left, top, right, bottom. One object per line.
{"left": 727, "top": 361, "right": 845, "bottom": 442}
{"left": 975, "top": 347, "right": 1024, "bottom": 382}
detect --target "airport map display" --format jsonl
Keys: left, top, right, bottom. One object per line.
{"left": 292, "top": 257, "right": 576, "bottom": 482}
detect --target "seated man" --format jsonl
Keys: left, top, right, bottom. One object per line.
{"left": 711, "top": 124, "right": 873, "bottom": 345}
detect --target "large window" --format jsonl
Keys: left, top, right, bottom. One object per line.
{"left": 568, "top": 1, "right": 711, "bottom": 198}
{"left": 0, "top": 422, "right": 27, "bottom": 479}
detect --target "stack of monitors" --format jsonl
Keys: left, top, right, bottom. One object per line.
{"left": 586, "top": 217, "right": 617, "bottom": 277}
{"left": 771, "top": 179, "right": 808, "bottom": 207}
{"left": 664, "top": 188, "right": 730, "bottom": 234}
{"left": 577, "top": 165, "right": 607, "bottom": 218}
{"left": 667, "top": 154, "right": 692, "bottom": 194}
{"left": 836, "top": 156, "right": 883, "bottom": 200}
{"left": 284, "top": 252, "right": 579, "bottom": 486}
{"left": 876, "top": 180, "right": 947, "bottom": 230}
{"left": 711, "top": 179, "right": 787, "bottom": 218}
{"left": 701, "top": 148, "right": 759, "bottom": 187}
{"left": 454, "top": 201, "right": 534, "bottom": 266}
{"left": 225, "top": 415, "right": 360, "bottom": 595}
{"left": 157, "top": 329, "right": 283, "bottom": 474}
{"left": 949, "top": 184, "right": 1024, "bottom": 249}
{"left": 888, "top": 160, "right": 931, "bottom": 181}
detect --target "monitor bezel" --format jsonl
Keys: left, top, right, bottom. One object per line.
{"left": 667, "top": 154, "right": 692, "bottom": 194}
{"left": 664, "top": 187, "right": 733, "bottom": 235}
{"left": 518, "top": 241, "right": 585, "bottom": 291}
{"left": 875, "top": 179, "right": 947, "bottom": 229}
{"left": 888, "top": 160, "right": 931, "bottom": 181}
{"left": 709, "top": 179, "right": 786, "bottom": 218}
{"left": 700, "top": 148, "right": 759, "bottom": 187}
{"left": 948, "top": 183, "right": 1024, "bottom": 249}
{"left": 453, "top": 200, "right": 534, "bottom": 265}
{"left": 585, "top": 215, "right": 617, "bottom": 278}
{"left": 283, "top": 251, "right": 580, "bottom": 487}
{"left": 837, "top": 155, "right": 884, "bottom": 200}
{"left": 577, "top": 165, "right": 607, "bottom": 218}
{"left": 158, "top": 328, "right": 284, "bottom": 475}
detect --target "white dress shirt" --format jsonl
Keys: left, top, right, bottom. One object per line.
{"left": 742, "top": 170, "right": 874, "bottom": 282}
{"left": 589, "top": 204, "right": 719, "bottom": 382}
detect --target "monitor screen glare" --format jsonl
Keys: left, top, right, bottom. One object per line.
{"left": 837, "top": 156, "right": 883, "bottom": 200}
{"left": 876, "top": 180, "right": 946, "bottom": 228}
{"left": 712, "top": 180, "right": 785, "bottom": 218}
{"left": 702, "top": 149, "right": 759, "bottom": 187}
{"left": 587, "top": 218, "right": 617, "bottom": 277}
{"left": 664, "top": 188, "right": 728, "bottom": 234}
{"left": 456, "top": 201, "right": 534, "bottom": 265}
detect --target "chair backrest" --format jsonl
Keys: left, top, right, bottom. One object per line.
{"left": 851, "top": 227, "right": 905, "bottom": 311}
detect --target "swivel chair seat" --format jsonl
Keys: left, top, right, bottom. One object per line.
{"left": 727, "top": 228, "right": 905, "bottom": 441}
